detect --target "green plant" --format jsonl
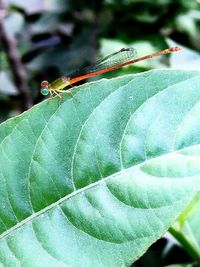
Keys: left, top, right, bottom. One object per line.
{"left": 1, "top": 70, "right": 200, "bottom": 266}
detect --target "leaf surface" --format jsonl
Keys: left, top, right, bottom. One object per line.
{"left": 1, "top": 70, "right": 200, "bottom": 266}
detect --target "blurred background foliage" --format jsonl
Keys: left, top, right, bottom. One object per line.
{"left": 0, "top": 0, "right": 200, "bottom": 266}
{"left": 0, "top": 0, "right": 200, "bottom": 122}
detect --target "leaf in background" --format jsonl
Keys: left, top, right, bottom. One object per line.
{"left": 4, "top": 11, "right": 24, "bottom": 36}
{"left": 99, "top": 38, "right": 170, "bottom": 79}
{"left": 6, "top": 0, "right": 69, "bottom": 14}
{"left": 0, "top": 71, "right": 18, "bottom": 95}
{"left": 31, "top": 13, "right": 73, "bottom": 35}
{"left": 27, "top": 42, "right": 96, "bottom": 75}
{"left": 30, "top": 13, "right": 61, "bottom": 34}
{"left": 44, "top": 0, "right": 69, "bottom": 13}
{"left": 1, "top": 70, "right": 200, "bottom": 266}
{"left": 167, "top": 40, "right": 200, "bottom": 71}
{"left": 6, "top": 0, "right": 44, "bottom": 14}
{"left": 175, "top": 10, "right": 200, "bottom": 39}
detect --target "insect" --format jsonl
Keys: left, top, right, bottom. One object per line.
{"left": 40, "top": 46, "right": 181, "bottom": 98}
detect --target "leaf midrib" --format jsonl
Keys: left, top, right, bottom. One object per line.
{"left": 1, "top": 143, "right": 200, "bottom": 240}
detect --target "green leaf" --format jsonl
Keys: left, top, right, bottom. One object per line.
{"left": 1, "top": 70, "right": 200, "bottom": 266}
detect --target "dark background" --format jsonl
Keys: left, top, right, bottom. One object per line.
{"left": 0, "top": 1, "right": 200, "bottom": 265}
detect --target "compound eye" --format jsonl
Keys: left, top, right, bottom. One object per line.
{"left": 40, "top": 80, "right": 50, "bottom": 95}
{"left": 41, "top": 80, "right": 49, "bottom": 88}
{"left": 40, "top": 88, "right": 49, "bottom": 95}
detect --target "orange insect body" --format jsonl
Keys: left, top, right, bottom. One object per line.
{"left": 40, "top": 46, "right": 181, "bottom": 98}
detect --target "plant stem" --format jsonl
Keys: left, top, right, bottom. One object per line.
{"left": 169, "top": 226, "right": 200, "bottom": 264}
{"left": 0, "top": 0, "right": 32, "bottom": 110}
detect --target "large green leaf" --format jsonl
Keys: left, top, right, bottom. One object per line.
{"left": 1, "top": 70, "right": 200, "bottom": 266}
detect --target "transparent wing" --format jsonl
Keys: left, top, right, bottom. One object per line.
{"left": 67, "top": 48, "right": 137, "bottom": 79}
